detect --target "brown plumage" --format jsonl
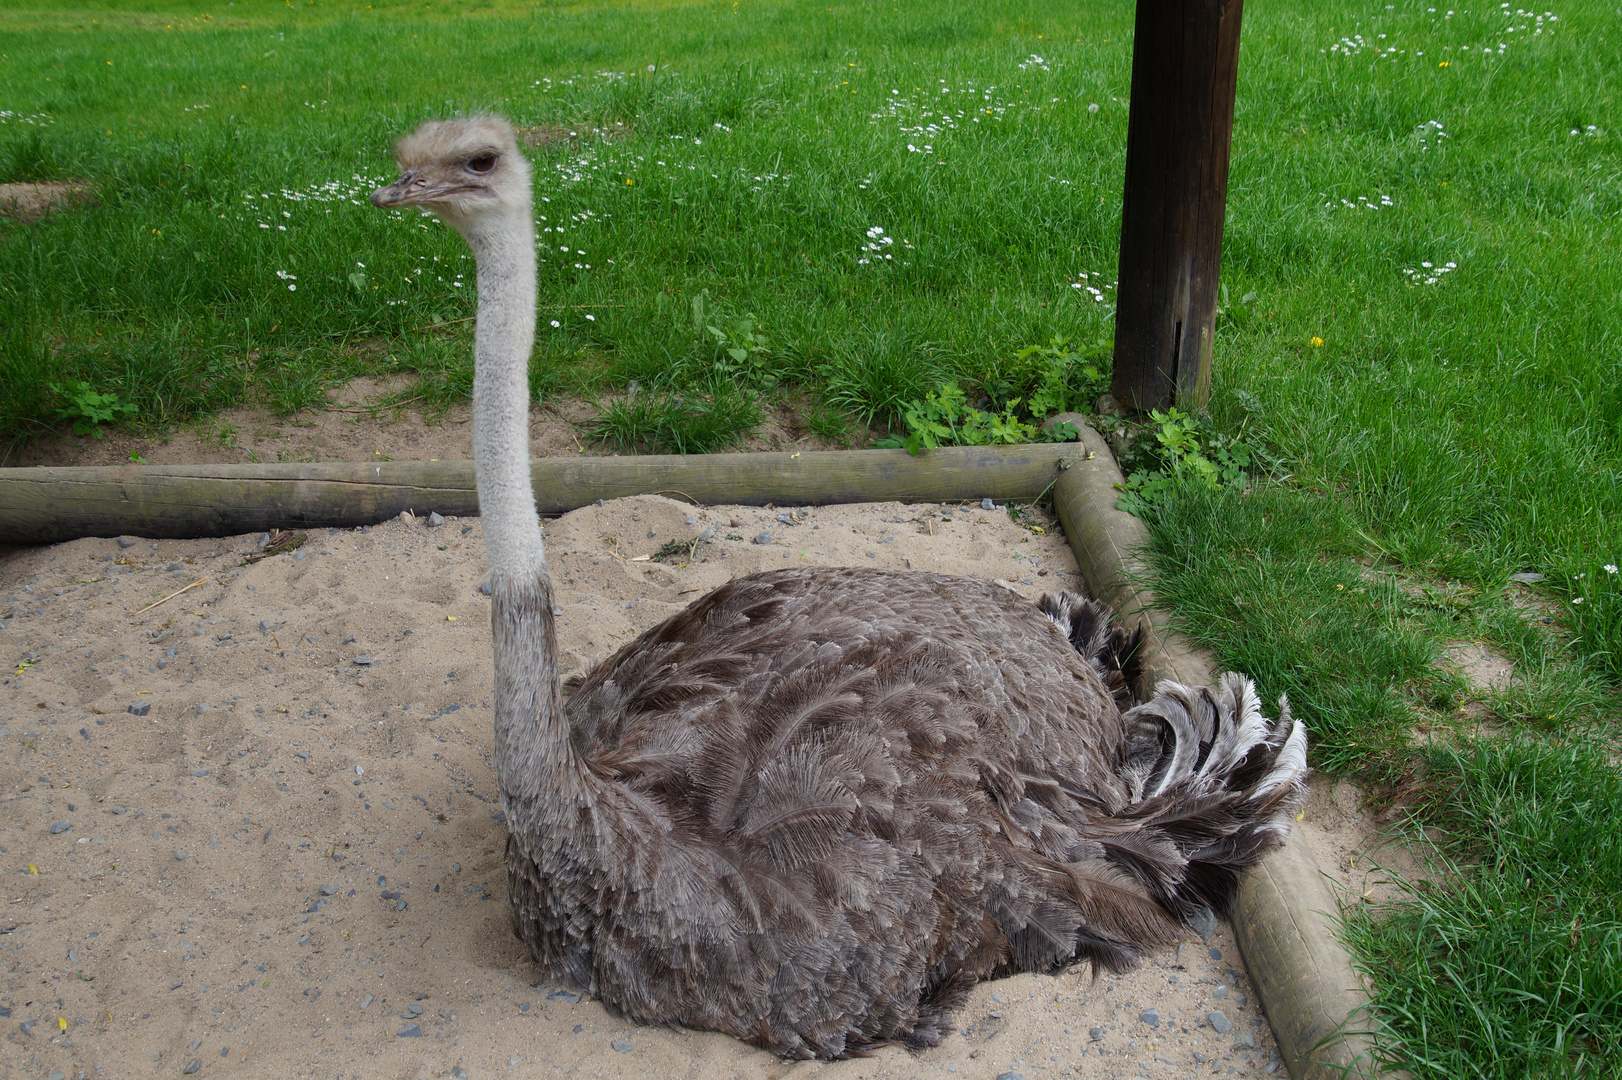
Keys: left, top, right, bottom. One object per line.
{"left": 373, "top": 116, "right": 1309, "bottom": 1061}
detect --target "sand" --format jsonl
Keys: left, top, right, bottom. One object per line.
{"left": 1, "top": 484, "right": 1387, "bottom": 1080}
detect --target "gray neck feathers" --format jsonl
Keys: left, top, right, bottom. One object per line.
{"left": 460, "top": 206, "right": 575, "bottom": 809}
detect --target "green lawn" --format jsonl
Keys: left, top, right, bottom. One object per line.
{"left": 3, "top": 1, "right": 1620, "bottom": 1074}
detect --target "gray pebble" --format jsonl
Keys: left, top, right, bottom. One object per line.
{"left": 753, "top": 532, "right": 772, "bottom": 545}
{"left": 428, "top": 512, "right": 446, "bottom": 527}
{"left": 1139, "top": 1008, "right": 1160, "bottom": 1028}
{"left": 1208, "top": 1010, "right": 1233, "bottom": 1034}
{"left": 174, "top": 849, "right": 189, "bottom": 860}
{"left": 361, "top": 994, "right": 374, "bottom": 1010}
{"left": 182, "top": 1062, "right": 201, "bottom": 1076}
{"left": 1089, "top": 1025, "right": 1106, "bottom": 1041}
{"left": 1214, "top": 984, "right": 1228, "bottom": 1000}
{"left": 995, "top": 1073, "right": 1023, "bottom": 1080}
{"left": 259, "top": 619, "right": 279, "bottom": 632}
{"left": 451, "top": 1068, "right": 468, "bottom": 1079}
{"left": 190, "top": 768, "right": 208, "bottom": 777}
{"left": 981, "top": 497, "right": 995, "bottom": 510}
{"left": 256, "top": 533, "right": 272, "bottom": 550}
{"left": 695, "top": 526, "right": 715, "bottom": 541}
{"left": 319, "top": 883, "right": 337, "bottom": 896}
{"left": 306, "top": 899, "right": 326, "bottom": 913}
{"left": 510, "top": 1057, "right": 520, "bottom": 1067}
{"left": 397, "top": 1023, "right": 421, "bottom": 1037}
{"left": 117, "top": 537, "right": 137, "bottom": 549}
{"left": 128, "top": 702, "right": 150, "bottom": 716}
{"left": 406, "top": 1003, "right": 424, "bottom": 1017}
{"left": 1234, "top": 1030, "right": 1256, "bottom": 1049}
{"left": 1209, "top": 946, "right": 1223, "bottom": 960}
{"left": 49, "top": 821, "right": 72, "bottom": 834}
{"left": 611, "top": 1038, "right": 634, "bottom": 1053}
{"left": 20, "top": 1018, "right": 36, "bottom": 1034}
{"left": 685, "top": 515, "right": 698, "bottom": 525}
{"left": 353, "top": 656, "right": 373, "bottom": 666}
{"left": 295, "top": 750, "right": 310, "bottom": 760}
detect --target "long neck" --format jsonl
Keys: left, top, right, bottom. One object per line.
{"left": 463, "top": 208, "right": 571, "bottom": 808}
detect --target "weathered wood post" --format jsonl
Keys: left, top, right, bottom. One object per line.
{"left": 1111, "top": 0, "right": 1245, "bottom": 413}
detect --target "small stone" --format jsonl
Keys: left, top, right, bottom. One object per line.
{"left": 360, "top": 994, "right": 374, "bottom": 1010}
{"left": 170, "top": 981, "right": 183, "bottom": 990}
{"left": 49, "top": 821, "right": 72, "bottom": 834}
{"left": 307, "top": 899, "right": 326, "bottom": 913}
{"left": 1208, "top": 1010, "right": 1233, "bottom": 1035}
{"left": 1508, "top": 572, "right": 1545, "bottom": 583}
{"left": 428, "top": 512, "right": 446, "bottom": 527}
{"left": 753, "top": 532, "right": 772, "bottom": 545}
{"left": 117, "top": 537, "right": 137, "bottom": 549}
{"left": 1089, "top": 1026, "right": 1106, "bottom": 1041}
{"left": 1139, "top": 1008, "right": 1160, "bottom": 1028}
{"left": 1189, "top": 906, "right": 1219, "bottom": 943}
{"left": 190, "top": 768, "right": 208, "bottom": 777}
{"left": 397, "top": 1023, "right": 421, "bottom": 1037}
{"left": 353, "top": 656, "right": 373, "bottom": 666}
{"left": 995, "top": 1073, "right": 1023, "bottom": 1080}
{"left": 981, "top": 497, "right": 995, "bottom": 511}
{"left": 1214, "top": 984, "right": 1228, "bottom": 1000}
{"left": 685, "top": 515, "right": 698, "bottom": 525}
{"left": 355, "top": 765, "right": 364, "bottom": 776}
{"left": 611, "top": 1038, "right": 633, "bottom": 1053}
{"left": 1208, "top": 946, "right": 1223, "bottom": 961}
{"left": 1234, "top": 1030, "right": 1256, "bottom": 1049}
{"left": 398, "top": 510, "right": 416, "bottom": 525}
{"left": 510, "top": 1057, "right": 520, "bottom": 1067}
{"left": 128, "top": 702, "right": 150, "bottom": 717}
{"left": 182, "top": 1060, "right": 201, "bottom": 1075}
{"left": 20, "top": 1018, "right": 37, "bottom": 1034}
{"left": 451, "top": 1068, "right": 468, "bottom": 1079}
{"left": 174, "top": 849, "right": 189, "bottom": 860}
{"left": 256, "top": 533, "right": 272, "bottom": 550}
{"left": 319, "top": 883, "right": 337, "bottom": 896}
{"left": 295, "top": 750, "right": 310, "bottom": 760}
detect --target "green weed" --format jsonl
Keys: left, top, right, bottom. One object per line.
{"left": 49, "top": 380, "right": 139, "bottom": 438}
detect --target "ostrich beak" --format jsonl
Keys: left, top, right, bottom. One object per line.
{"left": 371, "top": 170, "right": 485, "bottom": 209}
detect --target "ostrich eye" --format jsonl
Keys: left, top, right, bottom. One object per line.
{"left": 467, "top": 153, "right": 498, "bottom": 174}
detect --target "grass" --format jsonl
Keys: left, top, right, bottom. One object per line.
{"left": 2, "top": 0, "right": 1620, "bottom": 1074}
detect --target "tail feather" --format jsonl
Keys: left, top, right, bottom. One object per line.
{"left": 1105, "top": 673, "right": 1309, "bottom": 922}
{"left": 1036, "top": 592, "right": 1144, "bottom": 712}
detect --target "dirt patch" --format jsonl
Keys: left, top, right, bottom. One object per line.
{"left": 0, "top": 495, "right": 1285, "bottom": 1079}
{"left": 520, "top": 121, "right": 633, "bottom": 149}
{"left": 0, "top": 180, "right": 96, "bottom": 224}
{"left": 1443, "top": 641, "right": 1517, "bottom": 693}
{"left": 1296, "top": 774, "right": 1442, "bottom": 910}
{"left": 5, "top": 381, "right": 869, "bottom": 469}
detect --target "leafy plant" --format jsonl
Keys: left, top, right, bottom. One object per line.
{"left": 706, "top": 314, "right": 775, "bottom": 390}
{"left": 50, "top": 380, "right": 139, "bottom": 438}
{"left": 1115, "top": 407, "right": 1253, "bottom": 516}
{"left": 997, "top": 335, "right": 1112, "bottom": 419}
{"left": 875, "top": 382, "right": 1078, "bottom": 455}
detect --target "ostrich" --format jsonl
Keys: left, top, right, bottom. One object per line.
{"left": 372, "top": 116, "right": 1308, "bottom": 1061}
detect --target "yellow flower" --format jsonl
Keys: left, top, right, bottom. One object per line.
{"left": 1310, "top": 336, "right": 1325, "bottom": 347}
{"left": 1439, "top": 61, "right": 1449, "bottom": 67}
{"left": 625, "top": 178, "right": 634, "bottom": 185}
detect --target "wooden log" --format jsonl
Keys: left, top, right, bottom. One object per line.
{"left": 0, "top": 444, "right": 1069, "bottom": 546}
{"left": 1049, "top": 415, "right": 1390, "bottom": 1079}
{"left": 1111, "top": 0, "right": 1245, "bottom": 413}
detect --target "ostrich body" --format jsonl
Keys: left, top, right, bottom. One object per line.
{"left": 373, "top": 116, "right": 1308, "bottom": 1060}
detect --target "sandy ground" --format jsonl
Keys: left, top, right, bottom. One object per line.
{"left": 0, "top": 488, "right": 1393, "bottom": 1080}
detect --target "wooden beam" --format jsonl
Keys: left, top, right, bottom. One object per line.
{"left": 1111, "top": 0, "right": 1246, "bottom": 413}
{"left": 0, "top": 445, "right": 1071, "bottom": 545}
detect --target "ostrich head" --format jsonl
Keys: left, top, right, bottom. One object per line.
{"left": 371, "top": 116, "right": 531, "bottom": 235}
